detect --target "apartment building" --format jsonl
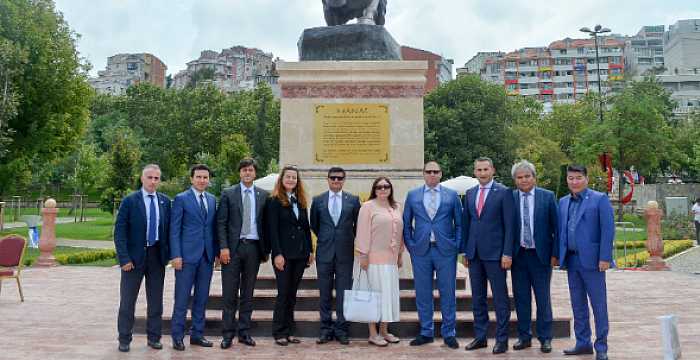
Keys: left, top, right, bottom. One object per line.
{"left": 626, "top": 25, "right": 665, "bottom": 78}
{"left": 400, "top": 46, "right": 454, "bottom": 92}
{"left": 89, "top": 53, "right": 167, "bottom": 95}
{"left": 456, "top": 51, "right": 505, "bottom": 76}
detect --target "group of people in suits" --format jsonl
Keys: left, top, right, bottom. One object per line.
{"left": 113, "top": 157, "right": 614, "bottom": 360}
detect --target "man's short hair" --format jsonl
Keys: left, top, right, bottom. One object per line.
{"left": 423, "top": 161, "right": 441, "bottom": 171}
{"left": 190, "top": 164, "right": 212, "bottom": 177}
{"left": 511, "top": 160, "right": 536, "bottom": 179}
{"left": 142, "top": 164, "right": 161, "bottom": 176}
{"left": 238, "top": 158, "right": 258, "bottom": 172}
{"left": 566, "top": 164, "right": 588, "bottom": 176}
{"left": 327, "top": 167, "right": 346, "bottom": 178}
{"left": 474, "top": 156, "right": 494, "bottom": 168}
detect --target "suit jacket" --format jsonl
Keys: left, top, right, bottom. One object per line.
{"left": 558, "top": 188, "right": 615, "bottom": 271}
{"left": 266, "top": 196, "right": 312, "bottom": 260}
{"left": 114, "top": 190, "right": 171, "bottom": 267}
{"left": 216, "top": 184, "right": 269, "bottom": 262}
{"left": 461, "top": 181, "right": 515, "bottom": 261}
{"left": 403, "top": 185, "right": 463, "bottom": 257}
{"left": 310, "top": 191, "right": 361, "bottom": 263}
{"left": 512, "top": 187, "right": 559, "bottom": 265}
{"left": 170, "top": 189, "right": 218, "bottom": 264}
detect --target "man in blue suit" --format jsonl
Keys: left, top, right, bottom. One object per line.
{"left": 114, "top": 164, "right": 171, "bottom": 353}
{"left": 558, "top": 165, "right": 614, "bottom": 360}
{"left": 510, "top": 160, "right": 558, "bottom": 354}
{"left": 403, "top": 161, "right": 463, "bottom": 349}
{"left": 461, "top": 157, "right": 514, "bottom": 354}
{"left": 170, "top": 164, "right": 219, "bottom": 351}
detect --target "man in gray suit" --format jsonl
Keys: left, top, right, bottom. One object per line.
{"left": 310, "top": 167, "right": 361, "bottom": 345}
{"left": 217, "top": 158, "right": 270, "bottom": 349}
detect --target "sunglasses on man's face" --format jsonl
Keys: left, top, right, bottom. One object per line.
{"left": 375, "top": 184, "right": 392, "bottom": 190}
{"left": 424, "top": 170, "right": 441, "bottom": 175}
{"left": 328, "top": 176, "right": 345, "bottom": 181}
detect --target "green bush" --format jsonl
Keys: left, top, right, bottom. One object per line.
{"left": 616, "top": 240, "right": 694, "bottom": 268}
{"left": 662, "top": 214, "right": 695, "bottom": 240}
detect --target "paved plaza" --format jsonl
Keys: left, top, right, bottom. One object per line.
{"left": 1, "top": 263, "right": 699, "bottom": 360}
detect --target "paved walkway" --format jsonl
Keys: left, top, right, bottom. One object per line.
{"left": 57, "top": 238, "right": 115, "bottom": 249}
{"left": 667, "top": 245, "right": 700, "bottom": 275}
{"left": 1, "top": 217, "right": 95, "bottom": 229}
{"left": 1, "top": 266, "right": 699, "bottom": 359}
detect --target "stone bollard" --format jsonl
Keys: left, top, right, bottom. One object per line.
{"left": 644, "top": 201, "right": 669, "bottom": 271}
{"left": 36, "top": 198, "right": 59, "bottom": 267}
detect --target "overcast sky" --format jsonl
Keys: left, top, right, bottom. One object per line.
{"left": 54, "top": 0, "right": 700, "bottom": 77}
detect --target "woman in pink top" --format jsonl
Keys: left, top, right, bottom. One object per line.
{"left": 355, "top": 176, "right": 404, "bottom": 346}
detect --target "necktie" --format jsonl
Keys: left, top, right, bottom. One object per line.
{"left": 428, "top": 188, "right": 437, "bottom": 219}
{"left": 522, "top": 192, "right": 534, "bottom": 248}
{"left": 476, "top": 187, "right": 487, "bottom": 217}
{"left": 242, "top": 189, "right": 252, "bottom": 235}
{"left": 147, "top": 194, "right": 157, "bottom": 246}
{"left": 199, "top": 193, "right": 207, "bottom": 219}
{"left": 291, "top": 196, "right": 299, "bottom": 219}
{"left": 331, "top": 194, "right": 340, "bottom": 226}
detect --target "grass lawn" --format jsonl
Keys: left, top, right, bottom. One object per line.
{"left": 22, "top": 246, "right": 110, "bottom": 266}
{"left": 615, "top": 229, "right": 646, "bottom": 241}
{"left": 1, "top": 208, "right": 114, "bottom": 241}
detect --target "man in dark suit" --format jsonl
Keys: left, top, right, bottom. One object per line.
{"left": 170, "top": 164, "right": 218, "bottom": 351}
{"left": 510, "top": 160, "right": 558, "bottom": 354}
{"left": 461, "top": 157, "right": 514, "bottom": 354}
{"left": 558, "top": 165, "right": 614, "bottom": 360}
{"left": 310, "top": 167, "right": 361, "bottom": 345}
{"left": 403, "top": 161, "right": 463, "bottom": 349}
{"left": 114, "top": 164, "right": 171, "bottom": 353}
{"left": 217, "top": 158, "right": 269, "bottom": 349}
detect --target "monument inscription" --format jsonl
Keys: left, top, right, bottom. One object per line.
{"left": 313, "top": 103, "right": 390, "bottom": 164}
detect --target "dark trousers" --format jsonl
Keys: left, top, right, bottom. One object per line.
{"left": 512, "top": 248, "right": 553, "bottom": 342}
{"left": 469, "top": 257, "right": 510, "bottom": 343}
{"left": 221, "top": 241, "right": 261, "bottom": 339}
{"left": 117, "top": 245, "right": 165, "bottom": 344}
{"left": 171, "top": 255, "right": 214, "bottom": 341}
{"left": 316, "top": 259, "right": 353, "bottom": 338}
{"left": 411, "top": 246, "right": 458, "bottom": 338}
{"left": 273, "top": 258, "right": 307, "bottom": 339}
{"left": 566, "top": 254, "right": 608, "bottom": 353}
{"left": 695, "top": 221, "right": 700, "bottom": 245}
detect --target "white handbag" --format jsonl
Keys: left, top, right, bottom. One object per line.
{"left": 343, "top": 270, "right": 381, "bottom": 323}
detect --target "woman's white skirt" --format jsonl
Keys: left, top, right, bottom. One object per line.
{"left": 353, "top": 263, "right": 400, "bottom": 323}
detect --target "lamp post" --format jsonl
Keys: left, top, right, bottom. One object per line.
{"left": 580, "top": 24, "right": 611, "bottom": 123}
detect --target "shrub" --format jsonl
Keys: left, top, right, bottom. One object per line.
{"left": 616, "top": 240, "right": 694, "bottom": 268}
{"left": 662, "top": 214, "right": 695, "bottom": 240}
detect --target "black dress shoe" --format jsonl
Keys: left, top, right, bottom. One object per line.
{"left": 238, "top": 335, "right": 256, "bottom": 346}
{"left": 492, "top": 342, "right": 508, "bottom": 354}
{"left": 513, "top": 339, "right": 532, "bottom": 350}
{"left": 540, "top": 340, "right": 552, "bottom": 353}
{"left": 220, "top": 338, "right": 233, "bottom": 349}
{"left": 147, "top": 340, "right": 163, "bottom": 350}
{"left": 287, "top": 336, "right": 301, "bottom": 344}
{"left": 275, "top": 338, "right": 289, "bottom": 346}
{"left": 317, "top": 334, "right": 333, "bottom": 344}
{"left": 190, "top": 337, "right": 213, "bottom": 347}
{"left": 173, "top": 339, "right": 185, "bottom": 351}
{"left": 563, "top": 346, "right": 594, "bottom": 355}
{"left": 444, "top": 336, "right": 459, "bottom": 349}
{"left": 596, "top": 352, "right": 608, "bottom": 360}
{"left": 465, "top": 338, "right": 488, "bottom": 351}
{"left": 409, "top": 335, "right": 434, "bottom": 346}
{"left": 336, "top": 335, "right": 350, "bottom": 345}
{"left": 118, "top": 343, "right": 130, "bottom": 352}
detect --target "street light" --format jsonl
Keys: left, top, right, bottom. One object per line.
{"left": 580, "top": 24, "right": 611, "bottom": 123}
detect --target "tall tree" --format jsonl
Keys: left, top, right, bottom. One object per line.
{"left": 0, "top": 0, "right": 93, "bottom": 195}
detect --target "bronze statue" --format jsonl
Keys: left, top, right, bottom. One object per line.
{"left": 323, "top": 0, "right": 387, "bottom": 26}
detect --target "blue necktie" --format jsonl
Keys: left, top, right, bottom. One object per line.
{"left": 147, "top": 194, "right": 157, "bottom": 246}
{"left": 522, "top": 192, "right": 534, "bottom": 248}
{"left": 200, "top": 193, "right": 207, "bottom": 219}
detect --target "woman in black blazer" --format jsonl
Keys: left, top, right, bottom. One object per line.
{"left": 266, "top": 165, "right": 314, "bottom": 345}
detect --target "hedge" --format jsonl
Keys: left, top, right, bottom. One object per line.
{"left": 615, "top": 240, "right": 694, "bottom": 268}
{"left": 23, "top": 249, "right": 116, "bottom": 266}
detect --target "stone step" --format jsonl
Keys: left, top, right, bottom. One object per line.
{"left": 251, "top": 275, "right": 467, "bottom": 291}
{"left": 136, "top": 310, "right": 571, "bottom": 339}
{"left": 193, "top": 289, "right": 515, "bottom": 312}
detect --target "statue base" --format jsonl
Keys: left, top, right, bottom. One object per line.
{"left": 298, "top": 24, "right": 401, "bottom": 61}
{"left": 644, "top": 256, "right": 670, "bottom": 271}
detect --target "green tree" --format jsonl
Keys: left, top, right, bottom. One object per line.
{"left": 100, "top": 127, "right": 141, "bottom": 213}
{"left": 0, "top": 0, "right": 93, "bottom": 195}
{"left": 188, "top": 67, "right": 216, "bottom": 88}
{"left": 424, "top": 75, "right": 519, "bottom": 181}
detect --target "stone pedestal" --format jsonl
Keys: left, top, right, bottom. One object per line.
{"left": 644, "top": 202, "right": 669, "bottom": 271}
{"left": 277, "top": 60, "right": 427, "bottom": 200}
{"left": 36, "top": 199, "right": 58, "bottom": 267}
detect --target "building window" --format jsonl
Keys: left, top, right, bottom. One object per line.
{"left": 577, "top": 47, "right": 585, "bottom": 54}
{"left": 560, "top": 49, "right": 567, "bottom": 55}
{"left": 127, "top": 62, "right": 138, "bottom": 71}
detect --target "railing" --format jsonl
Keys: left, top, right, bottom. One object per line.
{"left": 615, "top": 221, "right": 637, "bottom": 266}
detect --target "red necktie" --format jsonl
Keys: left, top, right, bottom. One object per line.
{"left": 477, "top": 187, "right": 486, "bottom": 217}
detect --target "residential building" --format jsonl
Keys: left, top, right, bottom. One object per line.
{"left": 456, "top": 51, "right": 504, "bottom": 77}
{"left": 626, "top": 25, "right": 665, "bottom": 78}
{"left": 172, "top": 46, "right": 277, "bottom": 94}
{"left": 664, "top": 19, "right": 700, "bottom": 75}
{"left": 657, "top": 74, "right": 700, "bottom": 116}
{"left": 89, "top": 53, "right": 167, "bottom": 95}
{"left": 400, "top": 46, "right": 454, "bottom": 92}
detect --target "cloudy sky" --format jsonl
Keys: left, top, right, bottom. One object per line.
{"left": 54, "top": 0, "right": 700, "bottom": 77}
